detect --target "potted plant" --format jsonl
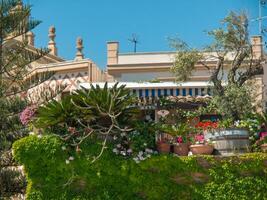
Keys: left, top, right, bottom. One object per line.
{"left": 189, "top": 134, "right": 214, "bottom": 155}
{"left": 156, "top": 138, "right": 171, "bottom": 154}
{"left": 159, "top": 123, "right": 190, "bottom": 156}
{"left": 256, "top": 133, "right": 267, "bottom": 152}
{"left": 172, "top": 123, "right": 191, "bottom": 156}
{"left": 189, "top": 121, "right": 216, "bottom": 155}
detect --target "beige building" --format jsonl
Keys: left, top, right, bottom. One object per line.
{"left": 24, "top": 26, "right": 109, "bottom": 101}
{"left": 106, "top": 36, "right": 266, "bottom": 111}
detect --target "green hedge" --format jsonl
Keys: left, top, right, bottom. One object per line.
{"left": 13, "top": 135, "right": 267, "bottom": 200}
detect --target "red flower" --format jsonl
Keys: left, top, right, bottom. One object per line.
{"left": 195, "top": 121, "right": 218, "bottom": 130}
{"left": 177, "top": 136, "right": 183, "bottom": 143}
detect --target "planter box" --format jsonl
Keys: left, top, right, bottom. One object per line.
{"left": 205, "top": 128, "right": 250, "bottom": 155}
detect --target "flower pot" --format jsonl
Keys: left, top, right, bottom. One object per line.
{"left": 261, "top": 143, "right": 267, "bottom": 152}
{"left": 157, "top": 142, "right": 170, "bottom": 154}
{"left": 190, "top": 144, "right": 214, "bottom": 155}
{"left": 173, "top": 143, "right": 189, "bottom": 156}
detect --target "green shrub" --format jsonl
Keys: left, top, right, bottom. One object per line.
{"left": 13, "top": 135, "right": 267, "bottom": 200}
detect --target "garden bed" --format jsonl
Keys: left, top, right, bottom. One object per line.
{"left": 13, "top": 135, "right": 267, "bottom": 200}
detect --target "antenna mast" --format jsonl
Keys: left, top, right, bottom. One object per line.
{"left": 252, "top": 0, "right": 267, "bottom": 46}
{"left": 128, "top": 34, "right": 139, "bottom": 53}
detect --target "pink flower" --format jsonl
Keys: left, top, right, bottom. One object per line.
{"left": 259, "top": 132, "right": 267, "bottom": 139}
{"left": 20, "top": 105, "right": 37, "bottom": 125}
{"left": 195, "top": 134, "right": 204, "bottom": 143}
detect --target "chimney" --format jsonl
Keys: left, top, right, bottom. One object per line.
{"left": 75, "top": 37, "right": 84, "bottom": 60}
{"left": 251, "top": 35, "right": 262, "bottom": 59}
{"left": 26, "top": 31, "right": 35, "bottom": 46}
{"left": 48, "top": 26, "right": 58, "bottom": 56}
{"left": 107, "top": 41, "right": 119, "bottom": 65}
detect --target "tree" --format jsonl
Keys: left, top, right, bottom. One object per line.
{"left": 0, "top": 0, "right": 53, "bottom": 198}
{"left": 0, "top": 0, "right": 51, "bottom": 151}
{"left": 170, "top": 12, "right": 264, "bottom": 120}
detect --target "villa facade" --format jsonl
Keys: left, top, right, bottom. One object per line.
{"left": 21, "top": 26, "right": 267, "bottom": 111}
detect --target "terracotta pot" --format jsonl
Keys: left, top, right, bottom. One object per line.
{"left": 173, "top": 143, "right": 189, "bottom": 156}
{"left": 261, "top": 143, "right": 267, "bottom": 152}
{"left": 190, "top": 144, "right": 214, "bottom": 155}
{"left": 157, "top": 142, "right": 170, "bottom": 154}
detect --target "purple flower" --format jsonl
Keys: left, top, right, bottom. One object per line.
{"left": 19, "top": 105, "right": 37, "bottom": 125}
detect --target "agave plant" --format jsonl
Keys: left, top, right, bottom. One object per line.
{"left": 34, "top": 95, "right": 84, "bottom": 129}
{"left": 35, "top": 82, "right": 139, "bottom": 162}
{"left": 72, "top": 82, "right": 139, "bottom": 130}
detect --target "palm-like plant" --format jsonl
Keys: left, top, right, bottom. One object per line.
{"left": 35, "top": 82, "right": 139, "bottom": 162}
{"left": 73, "top": 82, "right": 139, "bottom": 129}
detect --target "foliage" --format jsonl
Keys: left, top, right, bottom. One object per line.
{"left": 13, "top": 135, "right": 267, "bottom": 200}
{"left": 34, "top": 83, "right": 139, "bottom": 162}
{"left": 34, "top": 95, "right": 81, "bottom": 129}
{"left": 211, "top": 84, "right": 255, "bottom": 120}
{"left": 0, "top": 167, "right": 26, "bottom": 197}
{"left": 129, "top": 121, "right": 157, "bottom": 152}
{"left": 171, "top": 12, "right": 264, "bottom": 120}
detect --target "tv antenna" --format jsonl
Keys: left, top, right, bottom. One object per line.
{"left": 128, "top": 33, "right": 140, "bottom": 53}
{"left": 251, "top": 1, "right": 267, "bottom": 45}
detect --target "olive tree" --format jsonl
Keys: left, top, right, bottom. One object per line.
{"left": 171, "top": 12, "right": 264, "bottom": 120}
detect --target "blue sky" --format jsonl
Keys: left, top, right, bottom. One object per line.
{"left": 26, "top": 0, "right": 260, "bottom": 69}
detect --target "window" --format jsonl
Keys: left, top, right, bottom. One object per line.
{"left": 145, "top": 89, "right": 149, "bottom": 97}
{"left": 176, "top": 89, "right": 180, "bottom": 96}
{"left": 182, "top": 88, "right": 186, "bottom": 96}
{"left": 132, "top": 89, "right": 136, "bottom": 95}
{"left": 151, "top": 89, "right": 155, "bottom": 97}
{"left": 201, "top": 88, "right": 205, "bottom": 96}
{"left": 170, "top": 89, "right": 174, "bottom": 96}
{"left": 195, "top": 88, "right": 199, "bottom": 96}
{"left": 139, "top": 89, "right": 143, "bottom": 97}
{"left": 189, "top": 88, "right": 193, "bottom": 96}
{"left": 158, "top": 89, "right": 161, "bottom": 97}
{"left": 164, "top": 89, "right": 168, "bottom": 96}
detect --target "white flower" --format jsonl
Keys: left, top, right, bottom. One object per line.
{"left": 145, "top": 148, "right": 153, "bottom": 153}
{"left": 116, "top": 144, "right": 121, "bottom": 148}
{"left": 139, "top": 156, "right": 145, "bottom": 161}
{"left": 62, "top": 146, "right": 66, "bottom": 151}
{"left": 121, "top": 132, "right": 126, "bottom": 137}
{"left": 29, "top": 132, "right": 35, "bottom": 135}
{"left": 143, "top": 143, "right": 147, "bottom": 146}
{"left": 113, "top": 148, "right": 118, "bottom": 153}
{"left": 65, "top": 160, "right": 70, "bottom": 164}
{"left": 188, "top": 151, "right": 193, "bottom": 156}
{"left": 69, "top": 156, "right": 74, "bottom": 161}
{"left": 37, "top": 135, "right": 42, "bottom": 138}
{"left": 121, "top": 151, "right": 126, "bottom": 156}
{"left": 113, "top": 136, "right": 118, "bottom": 140}
{"left": 147, "top": 154, "right": 151, "bottom": 158}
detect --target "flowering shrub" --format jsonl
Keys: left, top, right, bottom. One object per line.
{"left": 255, "top": 133, "right": 267, "bottom": 146}
{"left": 19, "top": 105, "right": 37, "bottom": 125}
